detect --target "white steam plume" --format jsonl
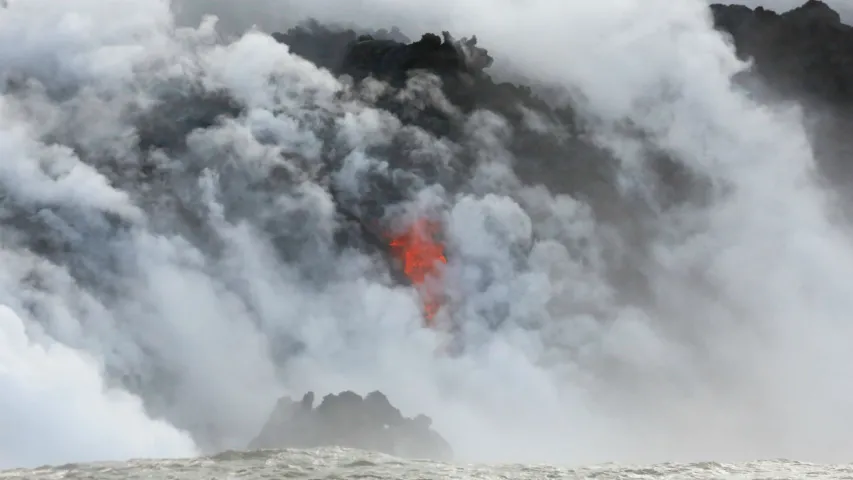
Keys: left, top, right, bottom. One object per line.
{"left": 0, "top": 305, "right": 196, "bottom": 469}
{"left": 1, "top": 0, "right": 853, "bottom": 470}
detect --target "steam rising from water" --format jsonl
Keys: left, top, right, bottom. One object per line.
{"left": 1, "top": 0, "right": 852, "bottom": 470}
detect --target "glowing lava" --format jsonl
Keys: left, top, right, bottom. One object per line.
{"left": 387, "top": 218, "right": 447, "bottom": 327}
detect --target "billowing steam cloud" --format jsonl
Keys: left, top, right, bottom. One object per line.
{"left": 2, "top": 0, "right": 853, "bottom": 470}
{"left": 0, "top": 306, "right": 195, "bottom": 467}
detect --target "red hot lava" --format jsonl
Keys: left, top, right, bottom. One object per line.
{"left": 387, "top": 218, "right": 447, "bottom": 327}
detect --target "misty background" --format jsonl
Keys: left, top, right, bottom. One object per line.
{"left": 2, "top": 0, "right": 853, "bottom": 471}
{"left": 170, "top": 0, "right": 853, "bottom": 36}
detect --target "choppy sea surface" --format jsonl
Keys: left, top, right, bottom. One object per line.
{"left": 1, "top": 448, "right": 850, "bottom": 480}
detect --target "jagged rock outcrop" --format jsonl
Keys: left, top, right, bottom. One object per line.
{"left": 340, "top": 31, "right": 493, "bottom": 83}
{"left": 270, "top": 23, "right": 618, "bottom": 221}
{"left": 272, "top": 22, "right": 492, "bottom": 84}
{"left": 248, "top": 391, "right": 453, "bottom": 461}
{"left": 710, "top": 0, "right": 853, "bottom": 106}
{"left": 710, "top": 1, "right": 853, "bottom": 188}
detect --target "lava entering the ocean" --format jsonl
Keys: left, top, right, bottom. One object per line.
{"left": 387, "top": 218, "right": 447, "bottom": 327}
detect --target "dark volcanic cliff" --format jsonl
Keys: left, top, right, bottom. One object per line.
{"left": 709, "top": 1, "right": 853, "bottom": 186}
{"left": 249, "top": 391, "right": 453, "bottom": 461}
{"left": 711, "top": 0, "right": 853, "bottom": 106}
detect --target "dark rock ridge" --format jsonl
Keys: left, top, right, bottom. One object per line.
{"left": 270, "top": 21, "right": 628, "bottom": 252}
{"left": 710, "top": 0, "right": 853, "bottom": 107}
{"left": 248, "top": 391, "right": 453, "bottom": 461}
{"left": 709, "top": 1, "right": 853, "bottom": 190}
{"left": 271, "top": 22, "right": 493, "bottom": 85}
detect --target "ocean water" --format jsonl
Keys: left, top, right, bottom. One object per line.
{"left": 3, "top": 448, "right": 851, "bottom": 480}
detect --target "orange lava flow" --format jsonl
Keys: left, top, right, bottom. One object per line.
{"left": 387, "top": 218, "right": 447, "bottom": 327}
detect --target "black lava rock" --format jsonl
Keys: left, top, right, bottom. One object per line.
{"left": 248, "top": 390, "right": 453, "bottom": 461}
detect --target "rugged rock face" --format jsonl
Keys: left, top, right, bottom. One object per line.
{"left": 710, "top": 0, "right": 853, "bottom": 107}
{"left": 709, "top": 1, "right": 853, "bottom": 188}
{"left": 339, "top": 31, "right": 493, "bottom": 83}
{"left": 248, "top": 391, "right": 453, "bottom": 461}
{"left": 270, "top": 22, "right": 625, "bottom": 234}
